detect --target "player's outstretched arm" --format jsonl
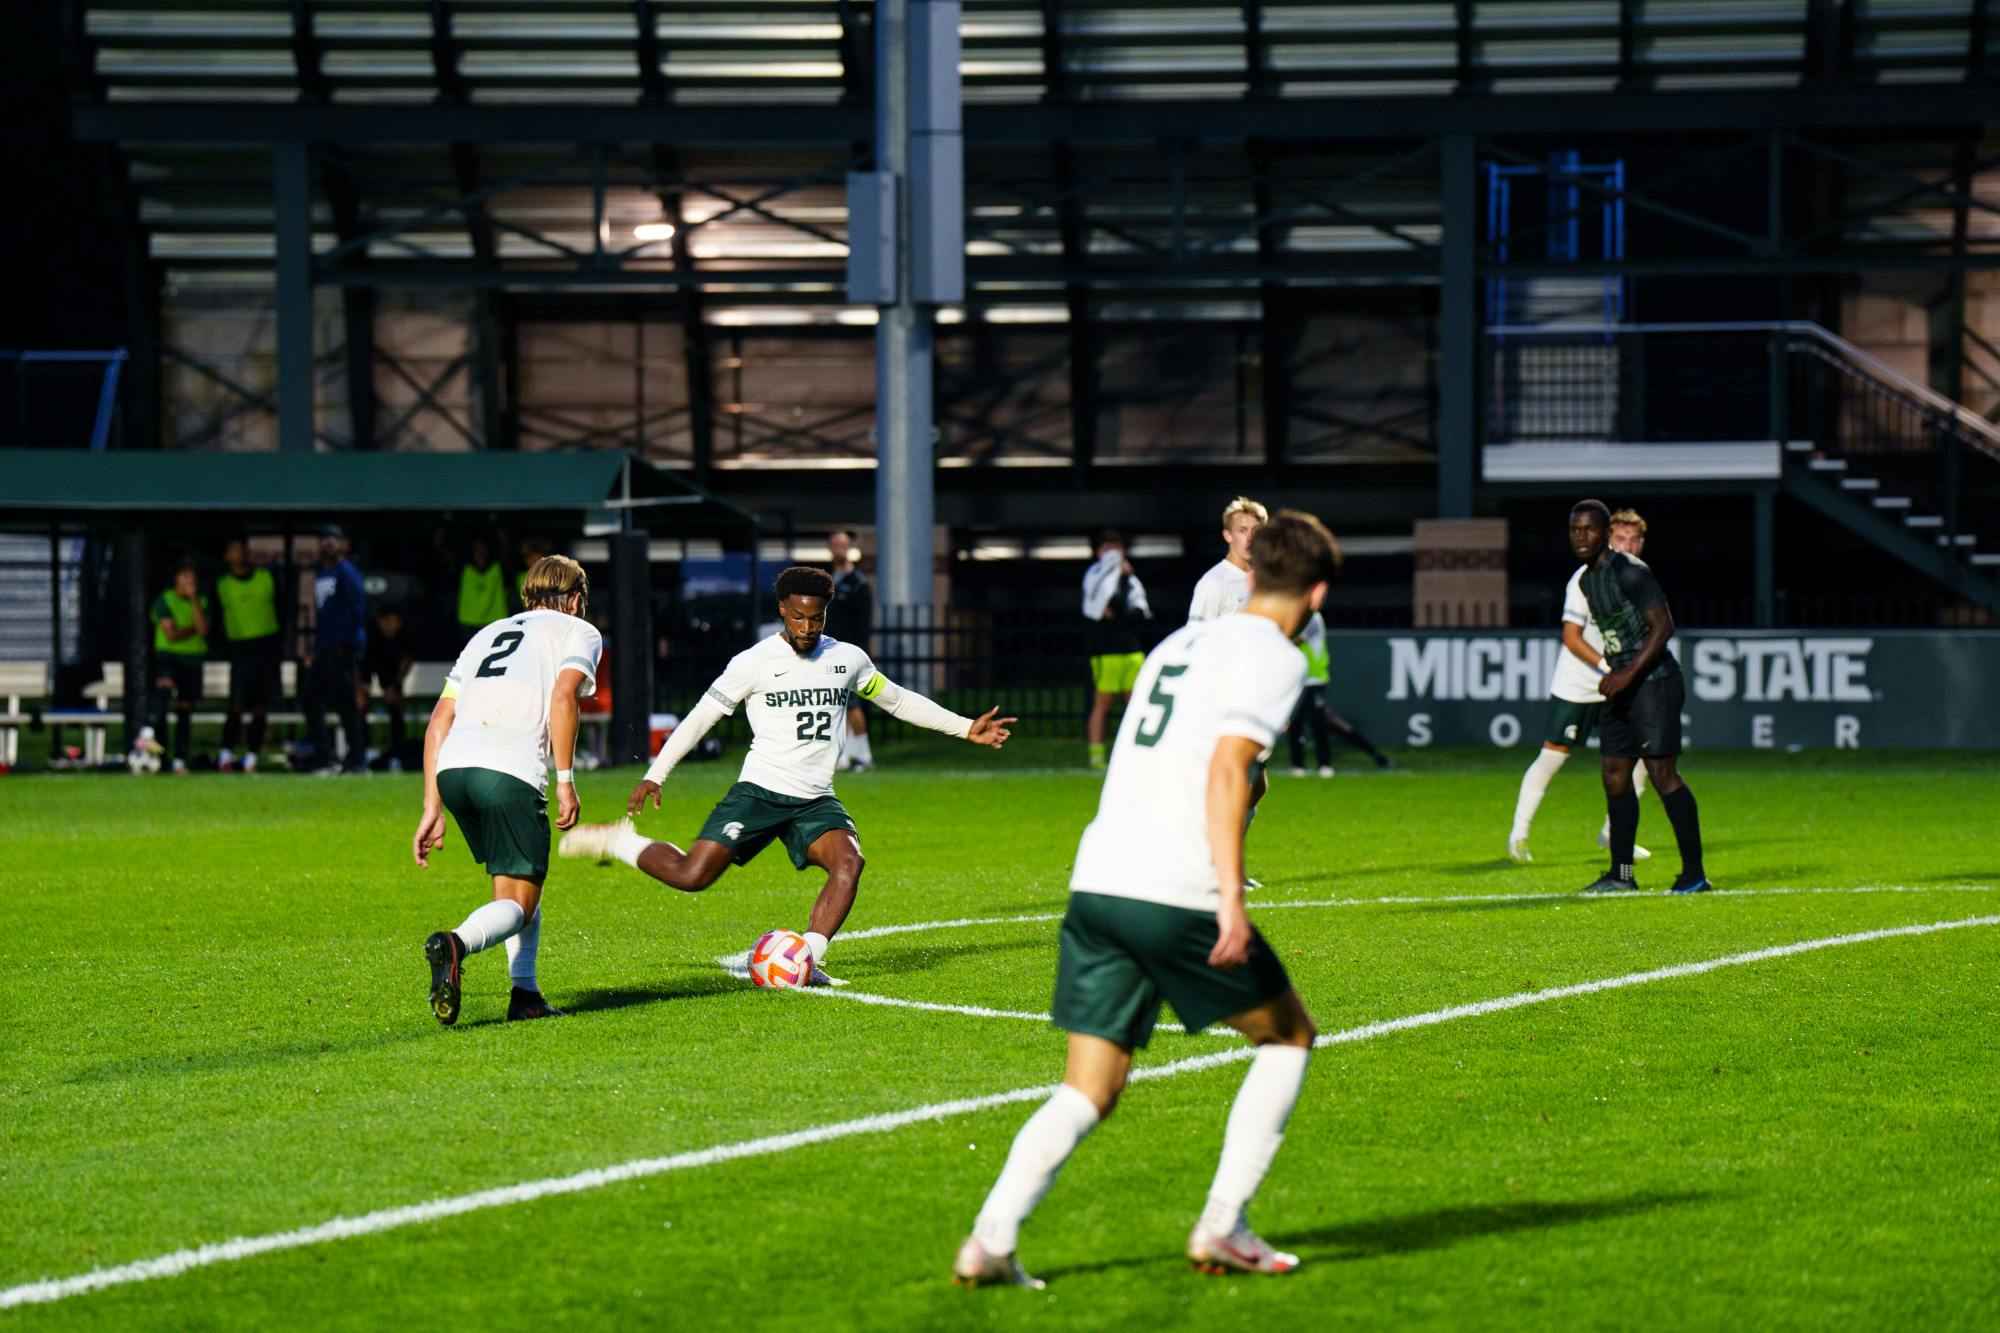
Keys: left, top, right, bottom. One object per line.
{"left": 413, "top": 695, "right": 457, "bottom": 868}
{"left": 856, "top": 671, "right": 1016, "bottom": 748}
{"left": 1205, "top": 736, "right": 1262, "bottom": 968}
{"left": 628, "top": 691, "right": 731, "bottom": 814}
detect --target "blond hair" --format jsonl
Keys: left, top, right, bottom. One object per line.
{"left": 1609, "top": 508, "right": 1647, "bottom": 534}
{"left": 521, "top": 554, "right": 589, "bottom": 610}
{"left": 1221, "top": 496, "right": 1269, "bottom": 527}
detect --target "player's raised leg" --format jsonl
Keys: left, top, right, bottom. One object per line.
{"left": 1190, "top": 988, "right": 1316, "bottom": 1275}
{"left": 565, "top": 815, "right": 736, "bottom": 893}
{"left": 957, "top": 1032, "right": 1131, "bottom": 1289}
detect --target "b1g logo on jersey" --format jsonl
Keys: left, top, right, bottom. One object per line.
{"left": 829, "top": 664, "right": 847, "bottom": 674}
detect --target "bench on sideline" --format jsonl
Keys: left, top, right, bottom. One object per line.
{"left": 2, "top": 660, "right": 610, "bottom": 768}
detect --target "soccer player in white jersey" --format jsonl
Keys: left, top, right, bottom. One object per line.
{"left": 955, "top": 511, "right": 1338, "bottom": 1290}
{"left": 1186, "top": 495, "right": 1266, "bottom": 623}
{"left": 560, "top": 566, "right": 1015, "bottom": 981}
{"left": 1507, "top": 511, "right": 1650, "bottom": 862}
{"left": 413, "top": 555, "right": 601, "bottom": 1026}
{"left": 1188, "top": 496, "right": 1272, "bottom": 885}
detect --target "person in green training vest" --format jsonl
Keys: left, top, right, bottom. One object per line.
{"left": 457, "top": 536, "right": 510, "bottom": 638}
{"left": 1285, "top": 611, "right": 1392, "bottom": 776}
{"left": 140, "top": 558, "right": 211, "bottom": 774}
{"left": 216, "top": 537, "right": 282, "bottom": 773}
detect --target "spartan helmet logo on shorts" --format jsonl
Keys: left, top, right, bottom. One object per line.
{"left": 1564, "top": 724, "right": 1579, "bottom": 740}
{"left": 723, "top": 821, "right": 746, "bottom": 841}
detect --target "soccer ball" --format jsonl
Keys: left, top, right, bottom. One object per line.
{"left": 748, "top": 929, "right": 813, "bottom": 989}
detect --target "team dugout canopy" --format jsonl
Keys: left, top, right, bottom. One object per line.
{"left": 0, "top": 448, "right": 751, "bottom": 524}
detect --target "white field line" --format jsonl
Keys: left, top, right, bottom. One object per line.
{"left": 715, "top": 884, "right": 1999, "bottom": 1027}
{"left": 5, "top": 913, "right": 1997, "bottom": 1311}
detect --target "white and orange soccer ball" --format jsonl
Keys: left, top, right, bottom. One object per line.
{"left": 748, "top": 929, "right": 813, "bottom": 988}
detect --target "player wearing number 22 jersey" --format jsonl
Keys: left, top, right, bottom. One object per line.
{"left": 560, "top": 566, "right": 1016, "bottom": 984}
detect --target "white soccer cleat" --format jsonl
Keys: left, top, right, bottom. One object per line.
{"left": 1243, "top": 876, "right": 1263, "bottom": 893}
{"left": 1508, "top": 837, "right": 1532, "bottom": 862}
{"left": 1289, "top": 766, "right": 1307, "bottom": 777}
{"left": 952, "top": 1236, "right": 1045, "bottom": 1289}
{"left": 1596, "top": 828, "right": 1652, "bottom": 859}
{"left": 241, "top": 752, "right": 258, "bottom": 773}
{"left": 559, "top": 818, "right": 631, "bottom": 863}
{"left": 1187, "top": 1222, "right": 1300, "bottom": 1276}
{"left": 1317, "top": 765, "right": 1335, "bottom": 779}
{"left": 804, "top": 966, "right": 848, "bottom": 988}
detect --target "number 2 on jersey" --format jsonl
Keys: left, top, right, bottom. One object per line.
{"left": 476, "top": 630, "right": 525, "bottom": 678}
{"left": 1133, "top": 664, "right": 1188, "bottom": 747}
{"left": 795, "top": 710, "right": 833, "bottom": 742}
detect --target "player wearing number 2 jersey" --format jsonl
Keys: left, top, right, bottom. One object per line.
{"left": 956, "top": 511, "right": 1339, "bottom": 1292}
{"left": 560, "top": 566, "right": 1016, "bottom": 982}
{"left": 412, "top": 555, "right": 602, "bottom": 1027}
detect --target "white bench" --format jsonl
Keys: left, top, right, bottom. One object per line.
{"left": 14, "top": 659, "right": 610, "bottom": 769}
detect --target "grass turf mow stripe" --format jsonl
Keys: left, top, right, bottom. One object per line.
{"left": 4, "top": 911, "right": 1995, "bottom": 1312}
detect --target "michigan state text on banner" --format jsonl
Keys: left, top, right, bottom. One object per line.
{"left": 1323, "top": 631, "right": 2000, "bottom": 750}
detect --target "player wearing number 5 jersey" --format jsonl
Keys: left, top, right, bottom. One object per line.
{"left": 561, "top": 566, "right": 1016, "bottom": 983}
{"left": 412, "top": 555, "right": 602, "bottom": 1027}
{"left": 956, "top": 511, "right": 1338, "bottom": 1291}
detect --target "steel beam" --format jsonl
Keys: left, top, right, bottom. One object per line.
{"left": 1436, "top": 135, "right": 1477, "bottom": 518}
{"left": 70, "top": 84, "right": 2000, "bottom": 145}
{"left": 274, "top": 141, "right": 315, "bottom": 455}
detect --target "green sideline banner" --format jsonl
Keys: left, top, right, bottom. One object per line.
{"left": 1324, "top": 630, "right": 2000, "bottom": 750}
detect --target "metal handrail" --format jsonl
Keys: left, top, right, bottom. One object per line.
{"left": 1485, "top": 319, "right": 2000, "bottom": 461}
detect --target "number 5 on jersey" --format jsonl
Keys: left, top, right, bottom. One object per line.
{"left": 1134, "top": 665, "right": 1188, "bottom": 747}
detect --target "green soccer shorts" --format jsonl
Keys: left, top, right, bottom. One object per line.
{"left": 696, "top": 781, "right": 858, "bottom": 870}
{"left": 1051, "top": 891, "right": 1293, "bottom": 1048}
{"left": 1542, "top": 696, "right": 1603, "bottom": 749}
{"left": 438, "top": 766, "right": 550, "bottom": 880}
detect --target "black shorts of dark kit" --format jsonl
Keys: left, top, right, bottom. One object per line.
{"left": 1598, "top": 673, "right": 1685, "bottom": 759}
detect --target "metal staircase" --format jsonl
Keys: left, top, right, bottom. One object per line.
{"left": 1480, "top": 320, "right": 2000, "bottom": 615}
{"left": 1777, "top": 323, "right": 2000, "bottom": 613}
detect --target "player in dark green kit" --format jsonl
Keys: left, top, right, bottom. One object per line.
{"left": 1568, "top": 500, "right": 1711, "bottom": 894}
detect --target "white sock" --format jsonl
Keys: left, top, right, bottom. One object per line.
{"left": 505, "top": 906, "right": 541, "bottom": 990}
{"left": 971, "top": 1085, "right": 1101, "bottom": 1255}
{"left": 1199, "top": 1044, "right": 1311, "bottom": 1236}
{"left": 849, "top": 732, "right": 873, "bottom": 765}
{"left": 1511, "top": 747, "right": 1568, "bottom": 841}
{"left": 803, "top": 931, "right": 830, "bottom": 965}
{"left": 453, "top": 899, "right": 526, "bottom": 955}
{"left": 609, "top": 824, "right": 654, "bottom": 869}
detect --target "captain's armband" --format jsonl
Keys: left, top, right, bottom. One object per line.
{"left": 855, "top": 671, "right": 897, "bottom": 707}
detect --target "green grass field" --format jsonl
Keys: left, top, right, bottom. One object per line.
{"left": 4, "top": 741, "right": 1997, "bottom": 1329}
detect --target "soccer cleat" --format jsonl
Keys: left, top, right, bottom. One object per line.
{"left": 1373, "top": 753, "right": 1392, "bottom": 770}
{"left": 1289, "top": 766, "right": 1307, "bottom": 777}
{"left": 1508, "top": 837, "right": 1532, "bottom": 863}
{"left": 218, "top": 748, "right": 236, "bottom": 773}
{"left": 848, "top": 761, "right": 871, "bottom": 774}
{"left": 1187, "top": 1222, "right": 1300, "bottom": 1276}
{"left": 1668, "top": 873, "right": 1713, "bottom": 895}
{"left": 241, "top": 752, "right": 258, "bottom": 773}
{"left": 1317, "top": 765, "right": 1335, "bottom": 778}
{"left": 170, "top": 758, "right": 188, "bottom": 775}
{"left": 559, "top": 818, "right": 631, "bottom": 863}
{"left": 424, "top": 931, "right": 465, "bottom": 1026}
{"left": 951, "top": 1237, "right": 1045, "bottom": 1290}
{"left": 507, "top": 987, "right": 564, "bottom": 1021}
{"left": 1597, "top": 827, "right": 1652, "bottom": 859}
{"left": 1581, "top": 873, "right": 1642, "bottom": 895}
{"left": 1243, "top": 876, "right": 1263, "bottom": 893}
{"left": 805, "top": 966, "right": 848, "bottom": 988}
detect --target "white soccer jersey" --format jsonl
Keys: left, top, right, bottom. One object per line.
{"left": 1550, "top": 566, "right": 1610, "bottom": 704}
{"left": 437, "top": 609, "right": 601, "bottom": 792}
{"left": 1071, "top": 613, "right": 1307, "bottom": 913}
{"left": 1186, "top": 559, "right": 1251, "bottom": 623}
{"left": 706, "top": 633, "right": 876, "bottom": 799}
